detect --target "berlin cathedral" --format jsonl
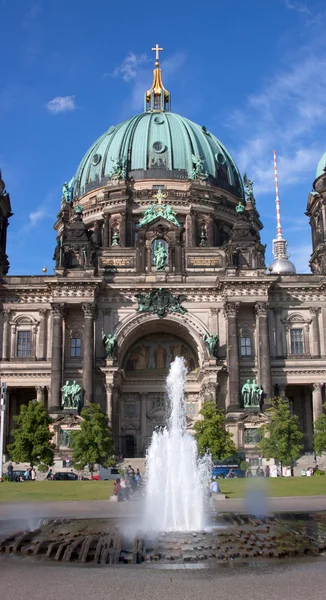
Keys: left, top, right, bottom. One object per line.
{"left": 1, "top": 47, "right": 326, "bottom": 461}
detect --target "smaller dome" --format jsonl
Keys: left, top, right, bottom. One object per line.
{"left": 269, "top": 257, "right": 296, "bottom": 275}
{"left": 316, "top": 152, "right": 326, "bottom": 179}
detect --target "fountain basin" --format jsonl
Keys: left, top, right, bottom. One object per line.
{"left": 1, "top": 513, "right": 326, "bottom": 565}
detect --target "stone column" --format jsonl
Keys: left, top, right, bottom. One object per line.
{"left": 105, "top": 383, "right": 113, "bottom": 425}
{"left": 209, "top": 308, "right": 219, "bottom": 335}
{"left": 46, "top": 385, "right": 51, "bottom": 411}
{"left": 312, "top": 383, "right": 323, "bottom": 423}
{"left": 35, "top": 386, "right": 45, "bottom": 403}
{"left": 112, "top": 390, "right": 120, "bottom": 452}
{"left": 120, "top": 211, "right": 126, "bottom": 247}
{"left": 49, "top": 303, "right": 65, "bottom": 412}
{"left": 174, "top": 240, "right": 182, "bottom": 273}
{"left": 305, "top": 387, "right": 313, "bottom": 451}
{"left": 37, "top": 309, "right": 47, "bottom": 360}
{"left": 2, "top": 309, "right": 10, "bottom": 360}
{"left": 103, "top": 215, "right": 110, "bottom": 248}
{"left": 309, "top": 308, "right": 321, "bottom": 358}
{"left": 140, "top": 393, "right": 147, "bottom": 455}
{"left": 92, "top": 221, "right": 100, "bottom": 245}
{"left": 255, "top": 302, "right": 272, "bottom": 404}
{"left": 274, "top": 308, "right": 284, "bottom": 357}
{"left": 224, "top": 302, "right": 240, "bottom": 410}
{"left": 82, "top": 303, "right": 96, "bottom": 406}
{"left": 185, "top": 213, "right": 192, "bottom": 247}
{"left": 191, "top": 212, "right": 197, "bottom": 246}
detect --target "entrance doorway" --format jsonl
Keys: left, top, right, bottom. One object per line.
{"left": 123, "top": 434, "right": 135, "bottom": 458}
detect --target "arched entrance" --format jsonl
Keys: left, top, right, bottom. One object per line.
{"left": 115, "top": 317, "right": 205, "bottom": 457}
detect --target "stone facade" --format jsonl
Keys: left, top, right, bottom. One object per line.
{"left": 1, "top": 57, "right": 326, "bottom": 463}
{"left": 0, "top": 172, "right": 326, "bottom": 461}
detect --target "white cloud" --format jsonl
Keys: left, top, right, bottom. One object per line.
{"left": 284, "top": 0, "right": 311, "bottom": 14}
{"left": 29, "top": 207, "right": 46, "bottom": 226}
{"left": 46, "top": 95, "right": 77, "bottom": 114}
{"left": 113, "top": 53, "right": 149, "bottom": 82}
{"left": 228, "top": 49, "right": 326, "bottom": 194}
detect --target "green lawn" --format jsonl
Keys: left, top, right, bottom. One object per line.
{"left": 220, "top": 477, "right": 326, "bottom": 498}
{"left": 0, "top": 480, "right": 114, "bottom": 503}
{"left": 0, "top": 477, "right": 325, "bottom": 503}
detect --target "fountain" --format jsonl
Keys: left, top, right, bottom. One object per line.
{"left": 145, "top": 357, "right": 211, "bottom": 532}
{"left": 2, "top": 359, "right": 326, "bottom": 565}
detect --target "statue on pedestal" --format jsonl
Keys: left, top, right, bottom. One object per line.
{"left": 154, "top": 241, "right": 168, "bottom": 270}
{"left": 61, "top": 380, "right": 82, "bottom": 410}
{"left": 103, "top": 333, "right": 117, "bottom": 358}
{"left": 203, "top": 333, "right": 219, "bottom": 356}
{"left": 241, "top": 379, "right": 252, "bottom": 407}
{"left": 241, "top": 379, "right": 263, "bottom": 408}
{"left": 251, "top": 379, "right": 263, "bottom": 407}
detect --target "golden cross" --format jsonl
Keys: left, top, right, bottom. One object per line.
{"left": 152, "top": 44, "right": 163, "bottom": 62}
{"left": 154, "top": 189, "right": 167, "bottom": 205}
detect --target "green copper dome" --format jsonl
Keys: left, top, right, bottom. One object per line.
{"left": 73, "top": 112, "right": 243, "bottom": 198}
{"left": 316, "top": 152, "right": 326, "bottom": 179}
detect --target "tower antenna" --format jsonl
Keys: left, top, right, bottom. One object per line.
{"left": 272, "top": 150, "right": 288, "bottom": 259}
{"left": 274, "top": 149, "right": 283, "bottom": 240}
{"left": 269, "top": 150, "right": 296, "bottom": 273}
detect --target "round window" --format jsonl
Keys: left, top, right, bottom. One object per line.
{"left": 216, "top": 153, "right": 225, "bottom": 164}
{"left": 154, "top": 116, "right": 165, "bottom": 125}
{"left": 153, "top": 141, "right": 167, "bottom": 153}
{"left": 92, "top": 153, "right": 102, "bottom": 166}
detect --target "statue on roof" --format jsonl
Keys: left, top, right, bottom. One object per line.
{"left": 61, "top": 180, "right": 74, "bottom": 204}
{"left": 190, "top": 154, "right": 208, "bottom": 181}
{"left": 109, "top": 157, "right": 127, "bottom": 180}
{"left": 243, "top": 173, "right": 255, "bottom": 204}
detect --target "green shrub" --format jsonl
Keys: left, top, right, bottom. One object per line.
{"left": 2, "top": 475, "right": 9, "bottom": 482}
{"left": 314, "top": 469, "right": 325, "bottom": 476}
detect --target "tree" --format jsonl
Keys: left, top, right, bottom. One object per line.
{"left": 8, "top": 400, "right": 55, "bottom": 467}
{"left": 313, "top": 403, "right": 326, "bottom": 456}
{"left": 70, "top": 403, "right": 115, "bottom": 476}
{"left": 193, "top": 401, "right": 237, "bottom": 460}
{"left": 257, "top": 396, "right": 304, "bottom": 475}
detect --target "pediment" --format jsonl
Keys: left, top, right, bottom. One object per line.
{"left": 138, "top": 216, "right": 180, "bottom": 231}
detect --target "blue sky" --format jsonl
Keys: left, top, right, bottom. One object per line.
{"left": 1, "top": 0, "right": 325, "bottom": 275}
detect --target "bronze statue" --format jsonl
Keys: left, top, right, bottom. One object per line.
{"left": 203, "top": 333, "right": 219, "bottom": 356}
{"left": 154, "top": 241, "right": 168, "bottom": 270}
{"left": 103, "top": 333, "right": 117, "bottom": 358}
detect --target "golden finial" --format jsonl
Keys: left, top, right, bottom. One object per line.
{"left": 145, "top": 44, "right": 170, "bottom": 112}
{"left": 42, "top": 267, "right": 47, "bottom": 274}
{"left": 152, "top": 44, "right": 163, "bottom": 66}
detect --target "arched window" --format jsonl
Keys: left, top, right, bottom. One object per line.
{"left": 283, "top": 314, "right": 309, "bottom": 356}
{"left": 12, "top": 315, "right": 38, "bottom": 359}
{"left": 67, "top": 325, "right": 83, "bottom": 359}
{"left": 239, "top": 327, "right": 254, "bottom": 357}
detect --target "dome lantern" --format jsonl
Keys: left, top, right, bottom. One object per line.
{"left": 145, "top": 44, "right": 171, "bottom": 112}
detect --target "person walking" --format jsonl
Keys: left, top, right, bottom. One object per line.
{"left": 31, "top": 467, "right": 36, "bottom": 481}
{"left": 7, "top": 462, "right": 13, "bottom": 482}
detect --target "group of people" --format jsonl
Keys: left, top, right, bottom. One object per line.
{"left": 301, "top": 465, "right": 320, "bottom": 477}
{"left": 113, "top": 465, "right": 142, "bottom": 502}
{"left": 6, "top": 463, "right": 36, "bottom": 482}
